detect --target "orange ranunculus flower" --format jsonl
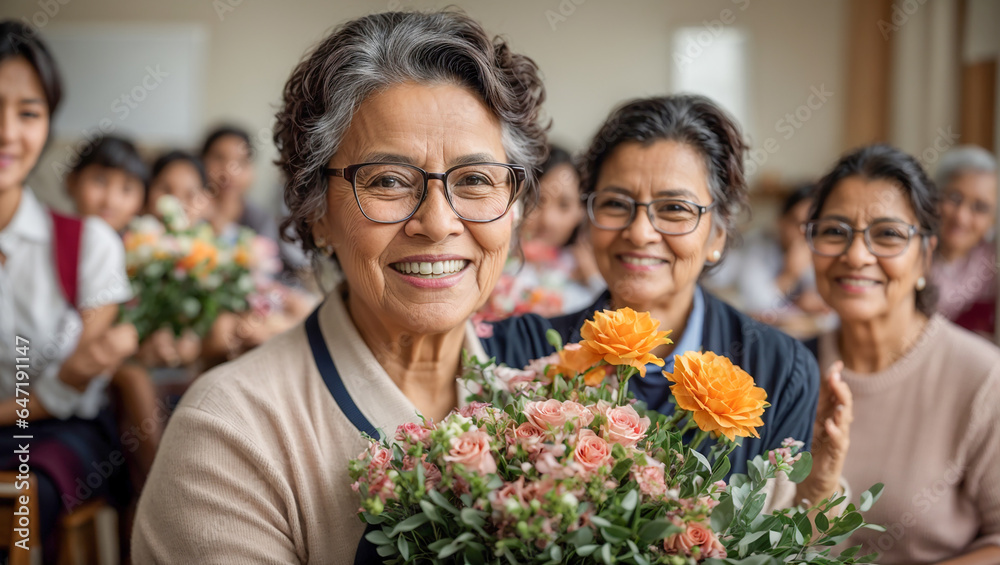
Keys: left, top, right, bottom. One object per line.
{"left": 572, "top": 308, "right": 673, "bottom": 377}
{"left": 667, "top": 351, "right": 768, "bottom": 442}
{"left": 178, "top": 239, "right": 219, "bottom": 272}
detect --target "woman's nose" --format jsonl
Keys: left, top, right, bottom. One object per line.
{"left": 622, "top": 206, "right": 661, "bottom": 246}
{"left": 842, "top": 232, "right": 876, "bottom": 267}
{"left": 404, "top": 181, "right": 464, "bottom": 242}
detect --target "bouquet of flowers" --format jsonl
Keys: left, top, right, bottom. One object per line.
{"left": 350, "top": 308, "right": 883, "bottom": 564}
{"left": 120, "top": 195, "right": 255, "bottom": 341}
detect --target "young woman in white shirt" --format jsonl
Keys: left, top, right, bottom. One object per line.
{"left": 0, "top": 20, "right": 138, "bottom": 556}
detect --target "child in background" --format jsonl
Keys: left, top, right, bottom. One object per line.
{"left": 65, "top": 135, "right": 147, "bottom": 233}
{"left": 479, "top": 146, "right": 605, "bottom": 322}
{"left": 0, "top": 21, "right": 137, "bottom": 559}
{"left": 200, "top": 127, "right": 317, "bottom": 362}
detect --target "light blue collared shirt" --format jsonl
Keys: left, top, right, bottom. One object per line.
{"left": 632, "top": 286, "right": 705, "bottom": 408}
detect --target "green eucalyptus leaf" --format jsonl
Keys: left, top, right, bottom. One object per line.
{"left": 389, "top": 513, "right": 429, "bottom": 536}
{"left": 787, "top": 452, "right": 813, "bottom": 483}
{"left": 711, "top": 496, "right": 735, "bottom": 533}
{"left": 364, "top": 529, "right": 392, "bottom": 546}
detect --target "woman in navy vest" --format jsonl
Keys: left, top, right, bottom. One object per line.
{"left": 483, "top": 95, "right": 849, "bottom": 505}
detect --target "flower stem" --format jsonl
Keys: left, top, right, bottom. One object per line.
{"left": 615, "top": 366, "right": 637, "bottom": 405}
{"left": 689, "top": 430, "right": 709, "bottom": 451}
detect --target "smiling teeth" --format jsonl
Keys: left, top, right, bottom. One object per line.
{"left": 840, "top": 278, "right": 877, "bottom": 286}
{"left": 621, "top": 256, "right": 664, "bottom": 266}
{"left": 393, "top": 260, "right": 467, "bottom": 277}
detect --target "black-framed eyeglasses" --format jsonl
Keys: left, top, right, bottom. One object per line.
{"left": 324, "top": 162, "right": 526, "bottom": 224}
{"left": 804, "top": 219, "right": 930, "bottom": 258}
{"left": 585, "top": 192, "right": 717, "bottom": 235}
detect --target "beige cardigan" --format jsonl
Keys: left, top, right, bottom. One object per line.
{"left": 132, "top": 290, "right": 487, "bottom": 564}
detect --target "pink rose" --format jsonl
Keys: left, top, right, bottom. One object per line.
{"left": 395, "top": 422, "right": 431, "bottom": 446}
{"left": 601, "top": 404, "right": 650, "bottom": 449}
{"left": 444, "top": 430, "right": 497, "bottom": 475}
{"left": 361, "top": 444, "right": 392, "bottom": 470}
{"left": 458, "top": 401, "right": 492, "bottom": 420}
{"left": 510, "top": 422, "right": 546, "bottom": 455}
{"left": 524, "top": 399, "right": 593, "bottom": 431}
{"left": 663, "top": 521, "right": 727, "bottom": 559}
{"left": 572, "top": 430, "right": 611, "bottom": 475}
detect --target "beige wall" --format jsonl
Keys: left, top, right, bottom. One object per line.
{"left": 5, "top": 0, "right": 848, "bottom": 210}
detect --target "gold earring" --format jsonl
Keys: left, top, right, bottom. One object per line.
{"left": 916, "top": 276, "right": 926, "bottom": 291}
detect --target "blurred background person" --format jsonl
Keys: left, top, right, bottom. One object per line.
{"left": 930, "top": 145, "right": 998, "bottom": 338}
{"left": 0, "top": 21, "right": 138, "bottom": 561}
{"left": 478, "top": 145, "right": 604, "bottom": 322}
{"left": 809, "top": 144, "right": 1000, "bottom": 565}
{"left": 65, "top": 135, "right": 148, "bottom": 234}
{"left": 492, "top": 95, "right": 827, "bottom": 491}
{"left": 710, "top": 182, "right": 834, "bottom": 337}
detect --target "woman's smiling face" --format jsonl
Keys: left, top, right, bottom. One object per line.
{"left": 588, "top": 140, "right": 725, "bottom": 309}
{"left": 320, "top": 82, "right": 515, "bottom": 335}
{"left": 811, "top": 176, "right": 933, "bottom": 323}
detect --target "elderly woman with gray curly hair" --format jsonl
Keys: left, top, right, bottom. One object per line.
{"left": 132, "top": 11, "right": 547, "bottom": 563}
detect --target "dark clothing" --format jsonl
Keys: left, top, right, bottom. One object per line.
{"left": 482, "top": 289, "right": 820, "bottom": 477}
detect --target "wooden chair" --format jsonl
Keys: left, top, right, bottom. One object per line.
{"left": 0, "top": 470, "right": 40, "bottom": 565}
{"left": 0, "top": 471, "right": 119, "bottom": 565}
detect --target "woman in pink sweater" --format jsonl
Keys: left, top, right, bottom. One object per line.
{"left": 807, "top": 144, "right": 1000, "bottom": 564}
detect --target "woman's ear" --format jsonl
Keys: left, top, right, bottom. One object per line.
{"left": 707, "top": 224, "right": 727, "bottom": 262}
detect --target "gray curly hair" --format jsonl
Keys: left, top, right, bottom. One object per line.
{"left": 274, "top": 10, "right": 549, "bottom": 255}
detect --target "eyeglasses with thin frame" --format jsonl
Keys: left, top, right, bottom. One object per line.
{"left": 324, "top": 162, "right": 526, "bottom": 224}
{"left": 804, "top": 219, "right": 930, "bottom": 258}
{"left": 585, "top": 191, "right": 717, "bottom": 236}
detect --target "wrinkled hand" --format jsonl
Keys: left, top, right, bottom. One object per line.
{"left": 800, "top": 361, "right": 852, "bottom": 504}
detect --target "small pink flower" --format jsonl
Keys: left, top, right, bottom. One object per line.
{"left": 363, "top": 444, "right": 392, "bottom": 470}
{"left": 494, "top": 366, "right": 537, "bottom": 390}
{"left": 475, "top": 321, "right": 494, "bottom": 338}
{"left": 422, "top": 462, "right": 442, "bottom": 491}
{"left": 573, "top": 430, "right": 611, "bottom": 476}
{"left": 631, "top": 459, "right": 667, "bottom": 497}
{"left": 601, "top": 404, "right": 650, "bottom": 449}
{"left": 458, "top": 401, "right": 492, "bottom": 420}
{"left": 663, "top": 521, "right": 727, "bottom": 559}
{"left": 533, "top": 443, "right": 569, "bottom": 477}
{"left": 526, "top": 352, "right": 561, "bottom": 383}
{"left": 511, "top": 422, "right": 546, "bottom": 454}
{"left": 527, "top": 399, "right": 594, "bottom": 432}
{"left": 444, "top": 430, "right": 497, "bottom": 475}
{"left": 395, "top": 422, "right": 431, "bottom": 446}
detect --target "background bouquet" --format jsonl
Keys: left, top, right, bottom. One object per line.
{"left": 119, "top": 195, "right": 255, "bottom": 341}
{"left": 351, "top": 308, "right": 883, "bottom": 564}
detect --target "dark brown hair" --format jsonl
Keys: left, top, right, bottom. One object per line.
{"left": 809, "top": 144, "right": 940, "bottom": 315}
{"left": 579, "top": 94, "right": 749, "bottom": 266}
